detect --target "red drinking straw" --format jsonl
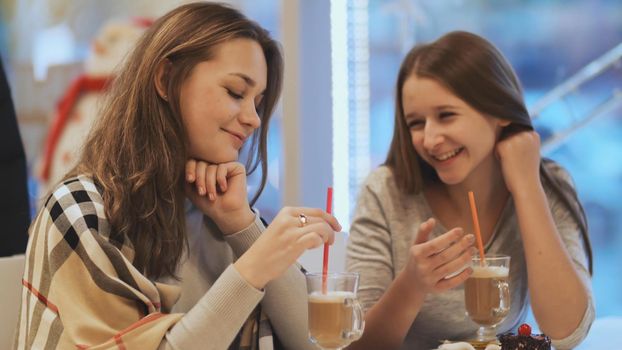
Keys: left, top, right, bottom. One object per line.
{"left": 322, "top": 187, "right": 333, "bottom": 294}
{"left": 468, "top": 191, "right": 486, "bottom": 267}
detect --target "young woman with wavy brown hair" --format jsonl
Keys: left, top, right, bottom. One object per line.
{"left": 346, "top": 31, "right": 593, "bottom": 350}
{"left": 16, "top": 3, "right": 338, "bottom": 350}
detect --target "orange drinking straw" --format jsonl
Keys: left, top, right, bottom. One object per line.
{"left": 467, "top": 191, "right": 486, "bottom": 266}
{"left": 322, "top": 187, "right": 333, "bottom": 294}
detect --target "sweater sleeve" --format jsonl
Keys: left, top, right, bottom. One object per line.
{"left": 345, "top": 171, "right": 395, "bottom": 312}
{"left": 544, "top": 164, "right": 595, "bottom": 349}
{"left": 223, "top": 211, "right": 318, "bottom": 350}
{"left": 161, "top": 265, "right": 264, "bottom": 350}
{"left": 159, "top": 211, "right": 268, "bottom": 350}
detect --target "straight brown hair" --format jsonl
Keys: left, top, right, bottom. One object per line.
{"left": 67, "top": 2, "right": 283, "bottom": 279}
{"left": 385, "top": 31, "right": 592, "bottom": 273}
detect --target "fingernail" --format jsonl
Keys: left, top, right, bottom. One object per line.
{"left": 198, "top": 187, "right": 206, "bottom": 195}
{"left": 187, "top": 174, "right": 194, "bottom": 182}
{"left": 208, "top": 193, "right": 215, "bottom": 201}
{"left": 466, "top": 234, "right": 475, "bottom": 243}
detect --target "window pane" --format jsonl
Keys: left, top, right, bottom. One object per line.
{"left": 365, "top": 0, "right": 622, "bottom": 317}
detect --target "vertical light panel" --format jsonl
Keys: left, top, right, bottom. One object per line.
{"left": 281, "top": 0, "right": 301, "bottom": 206}
{"left": 330, "top": 0, "right": 350, "bottom": 229}
{"left": 350, "top": 0, "right": 370, "bottom": 215}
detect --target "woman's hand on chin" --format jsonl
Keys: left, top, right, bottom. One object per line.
{"left": 184, "top": 158, "right": 255, "bottom": 234}
{"left": 496, "top": 130, "right": 542, "bottom": 194}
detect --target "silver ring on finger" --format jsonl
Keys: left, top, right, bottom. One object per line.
{"left": 298, "top": 214, "right": 308, "bottom": 227}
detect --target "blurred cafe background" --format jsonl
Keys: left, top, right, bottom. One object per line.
{"left": 1, "top": 0, "right": 620, "bottom": 338}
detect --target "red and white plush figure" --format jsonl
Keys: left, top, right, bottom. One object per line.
{"left": 39, "top": 19, "right": 150, "bottom": 195}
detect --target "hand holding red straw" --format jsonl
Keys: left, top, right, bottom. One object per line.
{"left": 322, "top": 187, "right": 333, "bottom": 294}
{"left": 468, "top": 191, "right": 486, "bottom": 266}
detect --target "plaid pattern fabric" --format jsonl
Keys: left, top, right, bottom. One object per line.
{"left": 14, "top": 175, "right": 274, "bottom": 349}
{"left": 230, "top": 308, "right": 274, "bottom": 350}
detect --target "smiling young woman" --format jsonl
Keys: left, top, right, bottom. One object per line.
{"left": 346, "top": 31, "right": 593, "bottom": 350}
{"left": 15, "top": 3, "right": 339, "bottom": 350}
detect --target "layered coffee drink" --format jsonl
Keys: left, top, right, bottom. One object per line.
{"left": 465, "top": 265, "right": 510, "bottom": 326}
{"left": 308, "top": 291, "right": 355, "bottom": 349}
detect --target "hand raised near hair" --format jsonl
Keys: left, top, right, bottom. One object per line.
{"left": 496, "top": 130, "right": 542, "bottom": 194}
{"left": 403, "top": 218, "right": 474, "bottom": 294}
{"left": 234, "top": 207, "right": 341, "bottom": 289}
{"left": 185, "top": 159, "right": 254, "bottom": 234}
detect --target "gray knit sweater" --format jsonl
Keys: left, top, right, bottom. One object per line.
{"left": 346, "top": 163, "right": 594, "bottom": 350}
{"left": 161, "top": 204, "right": 314, "bottom": 350}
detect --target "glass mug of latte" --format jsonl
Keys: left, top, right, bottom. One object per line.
{"left": 305, "top": 272, "right": 365, "bottom": 350}
{"left": 464, "top": 254, "right": 511, "bottom": 342}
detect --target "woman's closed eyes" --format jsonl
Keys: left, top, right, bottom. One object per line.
{"left": 407, "top": 111, "right": 456, "bottom": 130}
{"left": 226, "top": 88, "right": 244, "bottom": 100}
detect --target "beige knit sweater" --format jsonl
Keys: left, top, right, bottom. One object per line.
{"left": 15, "top": 175, "right": 314, "bottom": 350}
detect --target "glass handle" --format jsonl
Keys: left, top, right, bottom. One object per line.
{"left": 493, "top": 280, "right": 510, "bottom": 316}
{"left": 343, "top": 297, "right": 365, "bottom": 341}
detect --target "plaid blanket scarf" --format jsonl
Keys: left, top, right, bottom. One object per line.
{"left": 14, "top": 175, "right": 274, "bottom": 349}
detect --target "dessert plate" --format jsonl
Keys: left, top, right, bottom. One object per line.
{"left": 434, "top": 340, "right": 501, "bottom": 350}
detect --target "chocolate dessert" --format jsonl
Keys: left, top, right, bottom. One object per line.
{"left": 499, "top": 324, "right": 551, "bottom": 350}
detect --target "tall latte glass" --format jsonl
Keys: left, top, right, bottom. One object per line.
{"left": 464, "top": 255, "right": 511, "bottom": 342}
{"left": 305, "top": 272, "right": 365, "bottom": 350}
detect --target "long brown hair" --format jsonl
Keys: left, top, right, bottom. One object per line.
{"left": 385, "top": 31, "right": 592, "bottom": 273}
{"left": 69, "top": 2, "right": 283, "bottom": 279}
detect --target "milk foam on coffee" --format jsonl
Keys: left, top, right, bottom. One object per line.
{"left": 308, "top": 291, "right": 355, "bottom": 302}
{"left": 471, "top": 265, "right": 509, "bottom": 278}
